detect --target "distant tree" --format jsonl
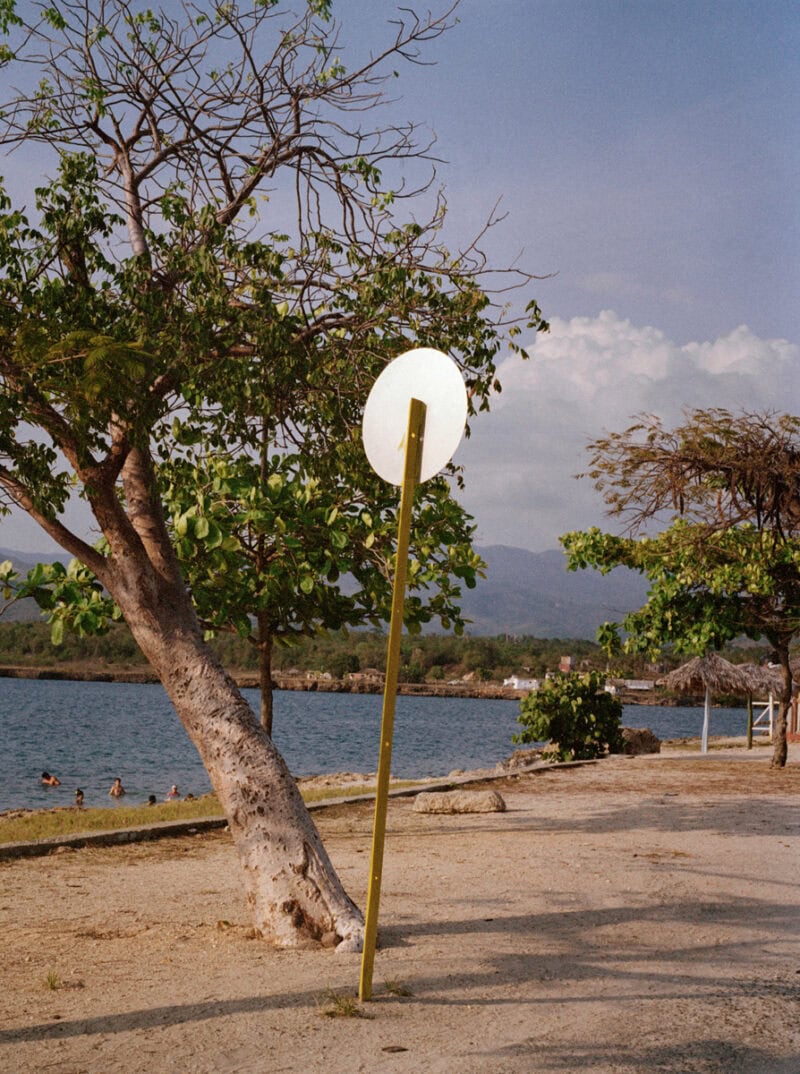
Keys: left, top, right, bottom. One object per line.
{"left": 461, "top": 637, "right": 500, "bottom": 672}
{"left": 0, "top": 0, "right": 547, "bottom": 945}
{"left": 325, "top": 649, "right": 359, "bottom": 681}
{"left": 562, "top": 409, "right": 800, "bottom": 768}
{"left": 398, "top": 660, "right": 425, "bottom": 684}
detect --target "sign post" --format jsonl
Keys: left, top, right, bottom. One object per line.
{"left": 358, "top": 347, "right": 467, "bottom": 1002}
{"left": 358, "top": 397, "right": 426, "bottom": 1001}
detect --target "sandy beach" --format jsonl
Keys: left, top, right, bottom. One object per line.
{"left": 1, "top": 745, "right": 798, "bottom": 1074}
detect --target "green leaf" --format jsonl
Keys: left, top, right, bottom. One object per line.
{"left": 204, "top": 522, "right": 223, "bottom": 549}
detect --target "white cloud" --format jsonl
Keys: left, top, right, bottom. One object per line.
{"left": 455, "top": 311, "right": 799, "bottom": 551}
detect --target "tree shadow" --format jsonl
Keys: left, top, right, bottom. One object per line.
{"left": 380, "top": 892, "right": 800, "bottom": 1004}
{"left": 403, "top": 794, "right": 799, "bottom": 840}
{"left": 482, "top": 1037, "right": 800, "bottom": 1074}
{"left": 3, "top": 894, "right": 798, "bottom": 1050}
{"left": 542, "top": 794, "right": 800, "bottom": 838}
{"left": 0, "top": 988, "right": 324, "bottom": 1045}
{"left": 386, "top": 890, "right": 800, "bottom": 945}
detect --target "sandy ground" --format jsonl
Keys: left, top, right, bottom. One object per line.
{"left": 0, "top": 746, "right": 798, "bottom": 1074}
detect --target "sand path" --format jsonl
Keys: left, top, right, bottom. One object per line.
{"left": 1, "top": 748, "right": 798, "bottom": 1074}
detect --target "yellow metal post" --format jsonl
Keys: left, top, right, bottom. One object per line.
{"left": 359, "top": 396, "right": 426, "bottom": 1002}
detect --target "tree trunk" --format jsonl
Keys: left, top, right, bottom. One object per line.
{"left": 771, "top": 644, "right": 790, "bottom": 769}
{"left": 34, "top": 438, "right": 363, "bottom": 948}
{"left": 257, "top": 613, "right": 274, "bottom": 737}
{"left": 108, "top": 559, "right": 363, "bottom": 949}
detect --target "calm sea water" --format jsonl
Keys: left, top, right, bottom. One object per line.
{"left": 0, "top": 678, "right": 752, "bottom": 813}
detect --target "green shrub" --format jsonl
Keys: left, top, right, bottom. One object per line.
{"left": 515, "top": 671, "right": 623, "bottom": 761}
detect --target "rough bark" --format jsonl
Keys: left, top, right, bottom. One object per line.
{"left": 113, "top": 560, "right": 363, "bottom": 949}
{"left": 771, "top": 644, "right": 791, "bottom": 769}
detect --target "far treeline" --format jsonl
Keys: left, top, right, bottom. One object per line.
{"left": 0, "top": 619, "right": 774, "bottom": 686}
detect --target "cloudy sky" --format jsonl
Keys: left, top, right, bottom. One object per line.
{"left": 419, "top": 0, "right": 799, "bottom": 550}
{"left": 0, "top": 0, "right": 797, "bottom": 554}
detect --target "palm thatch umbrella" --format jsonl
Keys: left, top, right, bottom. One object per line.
{"left": 735, "top": 663, "right": 784, "bottom": 695}
{"left": 658, "top": 653, "right": 752, "bottom": 753}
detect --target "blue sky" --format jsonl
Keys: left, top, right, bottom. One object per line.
{"left": 399, "top": 0, "right": 798, "bottom": 345}
{"left": 401, "top": 0, "right": 799, "bottom": 548}
{"left": 1, "top": 0, "right": 798, "bottom": 554}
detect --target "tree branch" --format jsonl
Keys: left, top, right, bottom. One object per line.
{"left": 0, "top": 465, "right": 106, "bottom": 576}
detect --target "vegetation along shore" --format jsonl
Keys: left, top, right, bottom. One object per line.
{"left": 0, "top": 621, "right": 769, "bottom": 705}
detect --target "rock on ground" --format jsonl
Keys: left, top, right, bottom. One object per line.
{"left": 413, "top": 789, "right": 507, "bottom": 814}
{"left": 621, "top": 727, "right": 661, "bottom": 755}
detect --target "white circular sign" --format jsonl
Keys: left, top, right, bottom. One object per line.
{"left": 362, "top": 347, "right": 468, "bottom": 485}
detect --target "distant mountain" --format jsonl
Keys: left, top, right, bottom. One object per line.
{"left": 0, "top": 543, "right": 649, "bottom": 639}
{"left": 458, "top": 545, "right": 649, "bottom": 639}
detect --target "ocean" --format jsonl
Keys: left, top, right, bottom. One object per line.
{"left": 0, "top": 678, "right": 754, "bottom": 813}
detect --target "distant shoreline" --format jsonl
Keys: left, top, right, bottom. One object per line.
{"left": 0, "top": 664, "right": 519, "bottom": 700}
{"left": 0, "top": 663, "right": 687, "bottom": 705}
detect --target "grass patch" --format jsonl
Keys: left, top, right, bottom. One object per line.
{"left": 42, "top": 969, "right": 84, "bottom": 991}
{"left": 318, "top": 989, "right": 372, "bottom": 1019}
{"left": 0, "top": 780, "right": 425, "bottom": 846}
{"left": 383, "top": 978, "right": 414, "bottom": 997}
{"left": 0, "top": 795, "right": 225, "bottom": 845}
{"left": 301, "top": 783, "right": 377, "bottom": 803}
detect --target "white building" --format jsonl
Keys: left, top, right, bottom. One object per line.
{"left": 503, "top": 675, "right": 540, "bottom": 691}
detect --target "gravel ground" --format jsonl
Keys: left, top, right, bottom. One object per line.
{"left": 0, "top": 746, "right": 798, "bottom": 1074}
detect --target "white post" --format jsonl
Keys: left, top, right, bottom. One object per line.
{"left": 701, "top": 685, "right": 710, "bottom": 753}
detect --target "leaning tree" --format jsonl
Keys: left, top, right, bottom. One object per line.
{"left": 0, "top": 0, "right": 547, "bottom": 946}
{"left": 562, "top": 409, "right": 800, "bottom": 768}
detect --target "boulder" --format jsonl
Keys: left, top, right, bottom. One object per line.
{"left": 622, "top": 727, "right": 661, "bottom": 755}
{"left": 412, "top": 790, "right": 507, "bottom": 814}
{"left": 496, "top": 747, "right": 542, "bottom": 771}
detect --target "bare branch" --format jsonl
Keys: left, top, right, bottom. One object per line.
{"left": 0, "top": 0, "right": 460, "bottom": 253}
{"left": 583, "top": 409, "right": 800, "bottom": 538}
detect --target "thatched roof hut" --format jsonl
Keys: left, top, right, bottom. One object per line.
{"left": 658, "top": 653, "right": 752, "bottom": 753}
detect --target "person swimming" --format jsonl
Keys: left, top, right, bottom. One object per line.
{"left": 165, "top": 784, "right": 180, "bottom": 800}
{"left": 108, "top": 777, "right": 126, "bottom": 798}
{"left": 41, "top": 771, "right": 61, "bottom": 787}
{"left": 74, "top": 788, "right": 84, "bottom": 807}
